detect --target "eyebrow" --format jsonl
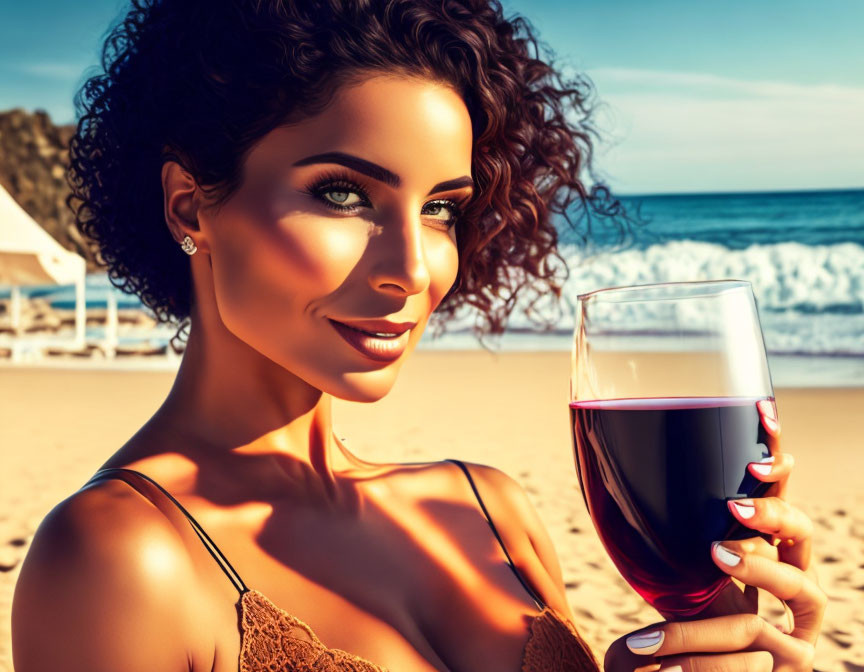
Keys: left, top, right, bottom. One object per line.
{"left": 291, "top": 151, "right": 474, "bottom": 196}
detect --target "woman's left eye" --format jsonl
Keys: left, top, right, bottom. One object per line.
{"left": 422, "top": 200, "right": 461, "bottom": 226}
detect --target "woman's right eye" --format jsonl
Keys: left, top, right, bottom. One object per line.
{"left": 301, "top": 175, "right": 373, "bottom": 213}
{"left": 319, "top": 188, "right": 365, "bottom": 209}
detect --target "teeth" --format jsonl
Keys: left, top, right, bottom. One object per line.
{"left": 344, "top": 323, "right": 401, "bottom": 338}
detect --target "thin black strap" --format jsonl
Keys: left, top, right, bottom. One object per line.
{"left": 87, "top": 468, "right": 249, "bottom": 595}
{"left": 444, "top": 459, "right": 546, "bottom": 611}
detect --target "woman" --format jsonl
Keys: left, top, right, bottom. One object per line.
{"left": 11, "top": 0, "right": 824, "bottom": 670}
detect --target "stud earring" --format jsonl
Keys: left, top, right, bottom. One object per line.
{"left": 180, "top": 235, "right": 197, "bottom": 255}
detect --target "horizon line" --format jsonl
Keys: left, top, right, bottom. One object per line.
{"left": 615, "top": 186, "right": 864, "bottom": 198}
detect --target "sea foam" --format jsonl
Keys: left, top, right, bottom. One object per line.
{"left": 437, "top": 240, "right": 864, "bottom": 355}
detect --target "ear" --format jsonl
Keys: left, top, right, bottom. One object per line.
{"left": 161, "top": 161, "right": 210, "bottom": 254}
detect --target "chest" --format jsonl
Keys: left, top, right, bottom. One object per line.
{"left": 197, "top": 493, "right": 545, "bottom": 672}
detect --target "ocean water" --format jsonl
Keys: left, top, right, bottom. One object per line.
{"left": 3, "top": 189, "right": 863, "bottom": 383}
{"left": 435, "top": 189, "right": 864, "bottom": 356}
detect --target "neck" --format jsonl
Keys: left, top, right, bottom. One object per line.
{"left": 150, "top": 307, "right": 364, "bottom": 505}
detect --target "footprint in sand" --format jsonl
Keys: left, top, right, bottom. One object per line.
{"left": 0, "top": 555, "right": 19, "bottom": 572}
{"left": 573, "top": 607, "right": 594, "bottom": 621}
{"left": 0, "top": 537, "right": 29, "bottom": 572}
{"left": 825, "top": 629, "right": 853, "bottom": 649}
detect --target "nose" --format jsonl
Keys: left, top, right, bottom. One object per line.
{"left": 366, "top": 212, "right": 432, "bottom": 296}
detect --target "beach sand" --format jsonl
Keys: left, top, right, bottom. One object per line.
{"left": 1, "top": 351, "right": 861, "bottom": 671}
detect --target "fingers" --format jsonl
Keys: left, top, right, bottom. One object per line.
{"left": 624, "top": 615, "right": 778, "bottom": 655}
{"left": 746, "top": 452, "right": 794, "bottom": 483}
{"left": 617, "top": 613, "right": 813, "bottom": 669}
{"left": 726, "top": 495, "right": 813, "bottom": 570}
{"left": 656, "top": 650, "right": 773, "bottom": 672}
{"left": 756, "top": 399, "right": 780, "bottom": 439}
{"left": 714, "top": 536, "right": 778, "bottom": 564}
{"left": 753, "top": 399, "right": 788, "bottom": 498}
{"left": 711, "top": 542, "right": 827, "bottom": 644}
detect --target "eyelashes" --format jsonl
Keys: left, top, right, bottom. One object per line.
{"left": 300, "top": 169, "right": 466, "bottom": 228}
{"left": 302, "top": 169, "right": 375, "bottom": 211}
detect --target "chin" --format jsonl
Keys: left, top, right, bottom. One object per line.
{"left": 330, "top": 366, "right": 404, "bottom": 403}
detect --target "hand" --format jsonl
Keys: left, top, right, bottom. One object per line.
{"left": 695, "top": 404, "right": 815, "bottom": 622}
{"left": 603, "top": 410, "right": 827, "bottom": 671}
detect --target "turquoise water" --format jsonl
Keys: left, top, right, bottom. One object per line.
{"left": 587, "top": 188, "right": 864, "bottom": 249}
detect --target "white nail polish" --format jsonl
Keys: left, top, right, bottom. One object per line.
{"left": 660, "top": 666, "right": 683, "bottom": 672}
{"left": 713, "top": 542, "right": 742, "bottom": 567}
{"left": 730, "top": 499, "right": 756, "bottom": 519}
{"left": 625, "top": 629, "right": 664, "bottom": 655}
{"left": 750, "top": 463, "right": 773, "bottom": 475}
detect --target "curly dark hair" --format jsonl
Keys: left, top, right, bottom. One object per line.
{"left": 67, "top": 0, "right": 629, "bottom": 353}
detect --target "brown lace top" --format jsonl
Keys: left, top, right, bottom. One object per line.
{"left": 87, "top": 461, "right": 600, "bottom": 671}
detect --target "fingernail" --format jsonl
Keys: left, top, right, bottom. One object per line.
{"left": 729, "top": 499, "right": 756, "bottom": 519}
{"left": 660, "top": 666, "right": 683, "bottom": 672}
{"left": 749, "top": 458, "right": 773, "bottom": 476}
{"left": 713, "top": 541, "right": 741, "bottom": 567}
{"left": 625, "top": 629, "right": 664, "bottom": 654}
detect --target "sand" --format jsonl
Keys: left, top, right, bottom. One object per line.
{"left": 1, "top": 351, "right": 862, "bottom": 671}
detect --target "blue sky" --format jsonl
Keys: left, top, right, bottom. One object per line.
{"left": 1, "top": 0, "right": 862, "bottom": 194}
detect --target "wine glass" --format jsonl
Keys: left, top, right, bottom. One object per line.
{"left": 569, "top": 279, "right": 779, "bottom": 618}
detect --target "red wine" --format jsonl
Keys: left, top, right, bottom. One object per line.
{"left": 570, "top": 397, "right": 776, "bottom": 617}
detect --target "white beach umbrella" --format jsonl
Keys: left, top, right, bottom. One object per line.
{"left": 0, "top": 183, "right": 87, "bottom": 346}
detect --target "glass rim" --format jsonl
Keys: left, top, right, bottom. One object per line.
{"left": 576, "top": 279, "right": 752, "bottom": 303}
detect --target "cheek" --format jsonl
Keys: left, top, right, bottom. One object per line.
{"left": 207, "top": 213, "right": 368, "bottom": 342}
{"left": 426, "top": 232, "right": 459, "bottom": 308}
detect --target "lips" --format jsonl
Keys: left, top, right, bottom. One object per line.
{"left": 328, "top": 319, "right": 413, "bottom": 362}
{"left": 329, "top": 318, "right": 417, "bottom": 336}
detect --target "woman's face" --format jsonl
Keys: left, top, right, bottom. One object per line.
{"left": 196, "top": 75, "right": 473, "bottom": 402}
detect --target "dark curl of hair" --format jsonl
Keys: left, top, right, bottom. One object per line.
{"left": 67, "top": 0, "right": 630, "bottom": 353}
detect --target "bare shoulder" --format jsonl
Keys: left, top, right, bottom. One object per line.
{"left": 439, "top": 459, "right": 538, "bottom": 531}
{"left": 11, "top": 479, "right": 207, "bottom": 672}
{"left": 441, "top": 460, "right": 575, "bottom": 620}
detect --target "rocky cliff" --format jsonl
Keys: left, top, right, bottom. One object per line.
{"left": 0, "top": 107, "right": 98, "bottom": 270}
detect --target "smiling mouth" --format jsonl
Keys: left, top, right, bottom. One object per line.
{"left": 327, "top": 319, "right": 411, "bottom": 362}
{"left": 335, "top": 323, "right": 402, "bottom": 338}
